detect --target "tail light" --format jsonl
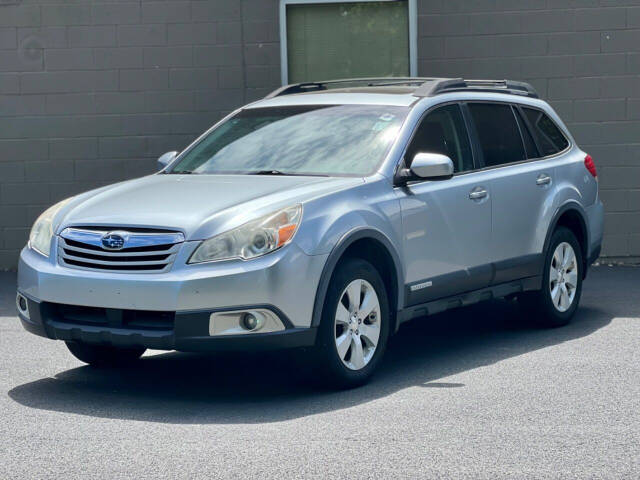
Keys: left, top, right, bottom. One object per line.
{"left": 584, "top": 154, "right": 597, "bottom": 179}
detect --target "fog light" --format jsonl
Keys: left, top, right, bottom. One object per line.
{"left": 240, "top": 312, "right": 260, "bottom": 331}
{"left": 209, "top": 308, "right": 286, "bottom": 336}
{"left": 16, "top": 293, "right": 29, "bottom": 319}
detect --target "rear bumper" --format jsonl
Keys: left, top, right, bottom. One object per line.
{"left": 585, "top": 199, "right": 604, "bottom": 270}
{"left": 17, "top": 294, "right": 317, "bottom": 352}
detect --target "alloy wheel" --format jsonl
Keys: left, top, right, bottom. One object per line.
{"left": 549, "top": 242, "right": 578, "bottom": 312}
{"left": 334, "top": 279, "right": 381, "bottom": 370}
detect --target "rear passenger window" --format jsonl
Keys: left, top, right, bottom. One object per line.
{"left": 467, "top": 103, "right": 526, "bottom": 167}
{"left": 405, "top": 104, "right": 473, "bottom": 173}
{"left": 522, "top": 107, "right": 569, "bottom": 156}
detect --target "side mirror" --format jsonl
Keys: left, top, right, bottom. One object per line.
{"left": 409, "top": 152, "right": 454, "bottom": 180}
{"left": 157, "top": 151, "right": 178, "bottom": 171}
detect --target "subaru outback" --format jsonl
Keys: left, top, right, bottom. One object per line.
{"left": 17, "top": 78, "right": 604, "bottom": 388}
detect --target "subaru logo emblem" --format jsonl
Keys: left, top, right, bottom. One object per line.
{"left": 101, "top": 231, "right": 127, "bottom": 250}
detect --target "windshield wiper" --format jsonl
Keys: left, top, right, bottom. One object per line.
{"left": 249, "top": 170, "right": 329, "bottom": 177}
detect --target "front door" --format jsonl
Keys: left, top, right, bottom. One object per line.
{"left": 396, "top": 103, "right": 493, "bottom": 306}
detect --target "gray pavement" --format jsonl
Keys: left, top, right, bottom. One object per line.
{"left": 1, "top": 266, "right": 639, "bottom": 479}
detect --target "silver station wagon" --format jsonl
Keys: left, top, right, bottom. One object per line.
{"left": 17, "top": 78, "right": 604, "bottom": 388}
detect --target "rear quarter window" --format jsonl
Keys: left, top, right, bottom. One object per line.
{"left": 522, "top": 107, "right": 569, "bottom": 156}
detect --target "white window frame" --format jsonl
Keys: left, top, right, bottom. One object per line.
{"left": 279, "top": 0, "right": 418, "bottom": 85}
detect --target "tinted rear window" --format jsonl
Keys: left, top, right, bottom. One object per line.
{"left": 467, "top": 103, "right": 526, "bottom": 167}
{"left": 522, "top": 107, "right": 569, "bottom": 156}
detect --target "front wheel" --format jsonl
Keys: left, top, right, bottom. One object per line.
{"left": 519, "top": 226, "right": 583, "bottom": 327}
{"left": 66, "top": 341, "right": 146, "bottom": 367}
{"left": 313, "top": 258, "right": 390, "bottom": 389}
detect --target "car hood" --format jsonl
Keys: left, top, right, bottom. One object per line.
{"left": 57, "top": 174, "right": 362, "bottom": 240}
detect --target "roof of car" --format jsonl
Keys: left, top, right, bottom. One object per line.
{"left": 247, "top": 77, "right": 540, "bottom": 109}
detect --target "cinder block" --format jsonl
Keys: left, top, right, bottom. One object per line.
{"left": 22, "top": 71, "right": 118, "bottom": 94}
{"left": 601, "top": 30, "right": 640, "bottom": 53}
{"left": 244, "top": 43, "right": 279, "bottom": 66}
{"left": 143, "top": 46, "right": 193, "bottom": 68}
{"left": 49, "top": 138, "right": 98, "bottom": 159}
{"left": 0, "top": 162, "right": 25, "bottom": 182}
{"left": 169, "top": 67, "right": 218, "bottom": 90}
{"left": 574, "top": 99, "right": 626, "bottom": 121}
{"left": 194, "top": 89, "right": 243, "bottom": 111}
{"left": 521, "top": 10, "right": 575, "bottom": 33}
{"left": 191, "top": 1, "right": 241, "bottom": 21}
{"left": 245, "top": 65, "right": 279, "bottom": 88}
{"left": 242, "top": 0, "right": 278, "bottom": 21}
{"left": 2, "top": 228, "right": 29, "bottom": 250}
{"left": 600, "top": 76, "right": 640, "bottom": 98}
{"left": 146, "top": 134, "right": 194, "bottom": 156}
{"left": 420, "top": 14, "right": 470, "bottom": 36}
{"left": 0, "top": 27, "right": 16, "bottom": 49}
{"left": 1, "top": 183, "right": 50, "bottom": 205}
{"left": 75, "top": 158, "right": 128, "bottom": 182}
{"left": 600, "top": 234, "right": 629, "bottom": 257}
{"left": 168, "top": 23, "right": 218, "bottom": 45}
{"left": 25, "top": 160, "right": 74, "bottom": 182}
{"left": 216, "top": 22, "right": 242, "bottom": 44}
{"left": 68, "top": 26, "right": 117, "bottom": 47}
{"left": 575, "top": 7, "right": 626, "bottom": 31}
{"left": 0, "top": 206, "right": 29, "bottom": 228}
{"left": 194, "top": 45, "right": 243, "bottom": 66}
{"left": 18, "top": 27, "right": 67, "bottom": 49}
{"left": 142, "top": 2, "right": 191, "bottom": 24}
{"left": 521, "top": 56, "right": 573, "bottom": 78}
{"left": 0, "top": 94, "right": 45, "bottom": 115}
{"left": 574, "top": 53, "right": 626, "bottom": 76}
{"left": 120, "top": 113, "right": 172, "bottom": 135}
{"left": 119, "top": 69, "right": 168, "bottom": 91}
{"left": 0, "top": 73, "right": 20, "bottom": 94}
{"left": 42, "top": 5, "right": 92, "bottom": 26}
{"left": 92, "top": 3, "right": 141, "bottom": 25}
{"left": 548, "top": 32, "right": 601, "bottom": 54}
{"left": 0, "top": 139, "right": 48, "bottom": 160}
{"left": 144, "top": 91, "right": 193, "bottom": 113}
{"left": 599, "top": 189, "right": 629, "bottom": 212}
{"left": 242, "top": 21, "right": 279, "bottom": 43}
{"left": 117, "top": 24, "right": 166, "bottom": 46}
{"left": 0, "top": 50, "right": 42, "bottom": 72}
{"left": 98, "top": 136, "right": 147, "bottom": 158}
{"left": 468, "top": 12, "right": 520, "bottom": 35}
{"left": 95, "top": 92, "right": 145, "bottom": 114}
{"left": 218, "top": 67, "right": 243, "bottom": 89}
{"left": 44, "top": 48, "right": 93, "bottom": 70}
{"left": 94, "top": 47, "right": 143, "bottom": 69}
{"left": 548, "top": 77, "right": 599, "bottom": 99}
{"left": 0, "top": 5, "right": 41, "bottom": 28}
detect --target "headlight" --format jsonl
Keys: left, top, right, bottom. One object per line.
{"left": 28, "top": 198, "right": 71, "bottom": 257}
{"left": 189, "top": 204, "right": 302, "bottom": 264}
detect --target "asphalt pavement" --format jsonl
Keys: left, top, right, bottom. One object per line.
{"left": 1, "top": 266, "right": 638, "bottom": 479}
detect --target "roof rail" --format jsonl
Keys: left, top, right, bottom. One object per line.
{"left": 265, "top": 77, "right": 539, "bottom": 99}
{"left": 420, "top": 78, "right": 539, "bottom": 98}
{"left": 264, "top": 77, "right": 433, "bottom": 98}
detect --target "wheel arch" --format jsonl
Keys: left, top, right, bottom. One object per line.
{"left": 543, "top": 202, "right": 590, "bottom": 278}
{"left": 311, "top": 228, "right": 404, "bottom": 334}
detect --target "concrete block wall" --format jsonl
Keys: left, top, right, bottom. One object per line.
{"left": 1, "top": 0, "right": 639, "bottom": 269}
{"left": 417, "top": 0, "right": 640, "bottom": 259}
{"left": 0, "top": 0, "right": 280, "bottom": 269}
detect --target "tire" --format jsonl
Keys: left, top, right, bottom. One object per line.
{"left": 313, "top": 258, "right": 390, "bottom": 389}
{"left": 65, "top": 341, "right": 146, "bottom": 367}
{"left": 519, "top": 226, "right": 583, "bottom": 327}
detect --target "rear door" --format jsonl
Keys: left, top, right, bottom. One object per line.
{"left": 396, "top": 103, "right": 493, "bottom": 306}
{"left": 465, "top": 102, "right": 560, "bottom": 284}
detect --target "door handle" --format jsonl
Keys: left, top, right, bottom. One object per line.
{"left": 469, "top": 188, "right": 488, "bottom": 200}
{"left": 536, "top": 174, "right": 551, "bottom": 186}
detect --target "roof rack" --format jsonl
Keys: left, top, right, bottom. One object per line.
{"left": 264, "top": 77, "right": 434, "bottom": 98}
{"left": 265, "top": 77, "right": 539, "bottom": 99}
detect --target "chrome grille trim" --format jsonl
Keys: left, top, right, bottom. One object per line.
{"left": 58, "top": 227, "right": 184, "bottom": 273}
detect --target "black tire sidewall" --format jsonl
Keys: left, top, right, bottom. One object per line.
{"left": 539, "top": 227, "right": 583, "bottom": 325}
{"left": 316, "top": 258, "right": 390, "bottom": 387}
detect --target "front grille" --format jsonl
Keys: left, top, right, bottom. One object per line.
{"left": 58, "top": 227, "right": 184, "bottom": 273}
{"left": 43, "top": 302, "right": 175, "bottom": 331}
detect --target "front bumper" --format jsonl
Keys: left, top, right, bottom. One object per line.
{"left": 17, "top": 241, "right": 327, "bottom": 351}
{"left": 17, "top": 296, "right": 316, "bottom": 351}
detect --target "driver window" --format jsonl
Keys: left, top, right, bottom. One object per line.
{"left": 405, "top": 104, "right": 474, "bottom": 173}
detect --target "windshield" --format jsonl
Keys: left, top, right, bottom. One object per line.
{"left": 168, "top": 104, "right": 408, "bottom": 176}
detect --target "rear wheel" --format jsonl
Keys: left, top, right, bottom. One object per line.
{"left": 65, "top": 341, "right": 146, "bottom": 367}
{"left": 314, "top": 258, "right": 390, "bottom": 389}
{"left": 519, "top": 226, "right": 583, "bottom": 327}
